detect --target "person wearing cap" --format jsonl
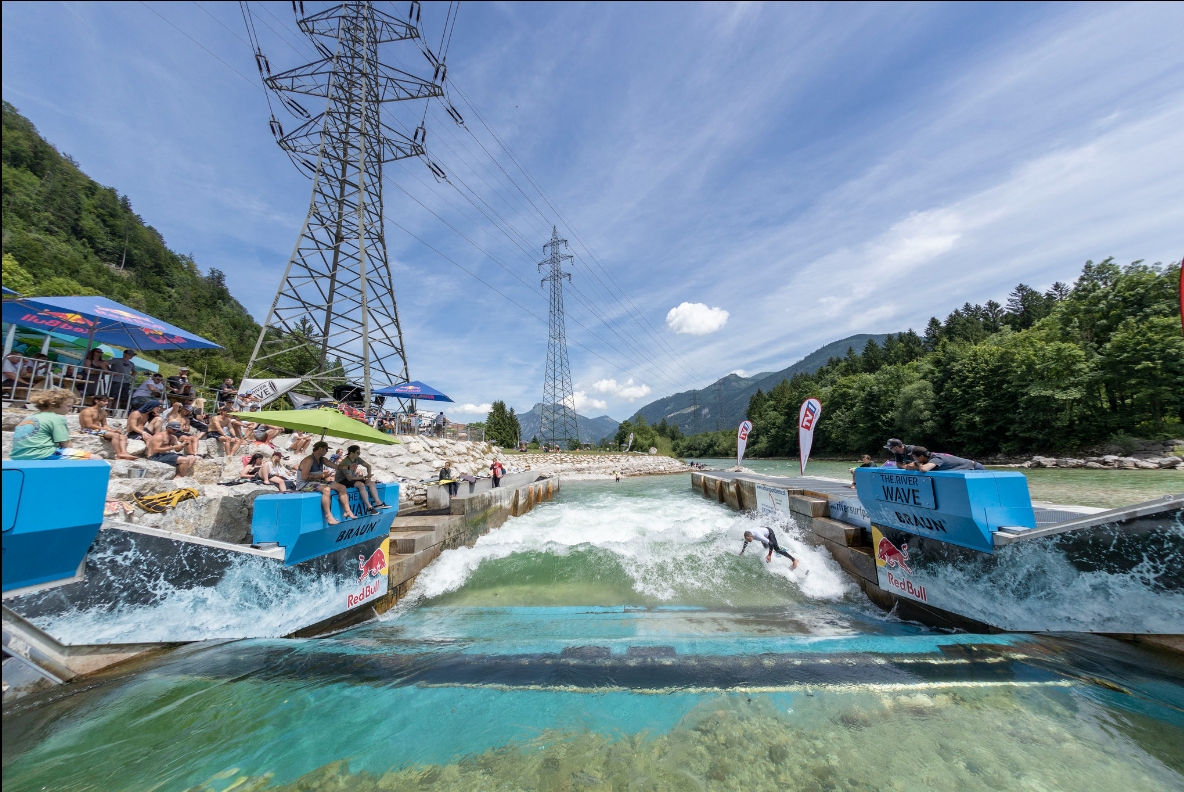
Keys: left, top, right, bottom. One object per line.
{"left": 884, "top": 438, "right": 915, "bottom": 468}
{"left": 126, "top": 400, "right": 163, "bottom": 440}
{"left": 338, "top": 445, "right": 390, "bottom": 512}
{"left": 295, "top": 441, "right": 356, "bottom": 525}
{"left": 78, "top": 394, "right": 138, "bottom": 460}
{"left": 130, "top": 372, "right": 166, "bottom": 411}
{"left": 906, "top": 446, "right": 985, "bottom": 472}
{"left": 108, "top": 349, "right": 137, "bottom": 408}
{"left": 145, "top": 420, "right": 197, "bottom": 477}
{"left": 167, "top": 367, "right": 194, "bottom": 399}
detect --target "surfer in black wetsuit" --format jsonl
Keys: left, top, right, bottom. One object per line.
{"left": 741, "top": 526, "right": 799, "bottom": 569}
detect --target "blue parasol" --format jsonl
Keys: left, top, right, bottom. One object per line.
{"left": 372, "top": 380, "right": 453, "bottom": 402}
{"left": 2, "top": 295, "right": 221, "bottom": 351}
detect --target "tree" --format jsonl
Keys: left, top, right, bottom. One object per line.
{"left": 1005, "top": 284, "right": 1052, "bottom": 329}
{"left": 1100, "top": 316, "right": 1184, "bottom": 429}
{"left": 484, "top": 401, "right": 519, "bottom": 447}
{"left": 923, "top": 317, "right": 943, "bottom": 351}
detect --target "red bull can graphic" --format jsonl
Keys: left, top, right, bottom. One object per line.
{"left": 872, "top": 527, "right": 926, "bottom": 602}
{"left": 347, "top": 538, "right": 390, "bottom": 608}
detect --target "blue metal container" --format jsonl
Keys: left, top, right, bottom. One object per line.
{"left": 2, "top": 459, "right": 110, "bottom": 592}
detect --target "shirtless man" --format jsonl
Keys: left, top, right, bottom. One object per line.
{"left": 207, "top": 405, "right": 243, "bottom": 456}
{"left": 169, "top": 404, "right": 203, "bottom": 455}
{"left": 741, "top": 526, "right": 800, "bottom": 569}
{"left": 295, "top": 441, "right": 355, "bottom": 525}
{"left": 126, "top": 400, "right": 162, "bottom": 441}
{"left": 145, "top": 422, "right": 197, "bottom": 478}
{"left": 77, "top": 394, "right": 137, "bottom": 460}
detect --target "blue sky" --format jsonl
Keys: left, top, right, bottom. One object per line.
{"left": 3, "top": 1, "right": 1182, "bottom": 421}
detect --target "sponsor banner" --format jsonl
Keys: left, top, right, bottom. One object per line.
{"left": 870, "top": 471, "right": 936, "bottom": 510}
{"left": 798, "top": 398, "right": 821, "bottom": 475}
{"left": 348, "top": 537, "right": 390, "bottom": 609}
{"left": 756, "top": 483, "right": 791, "bottom": 522}
{"left": 830, "top": 498, "right": 872, "bottom": 529}
{"left": 238, "top": 377, "right": 303, "bottom": 407}
{"left": 625, "top": 432, "right": 634, "bottom": 452}
{"left": 872, "top": 525, "right": 929, "bottom": 605}
{"left": 737, "top": 420, "right": 753, "bottom": 468}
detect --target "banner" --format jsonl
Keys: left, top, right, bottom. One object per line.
{"left": 798, "top": 398, "right": 821, "bottom": 475}
{"left": 237, "top": 377, "right": 303, "bottom": 408}
{"left": 736, "top": 420, "right": 753, "bottom": 468}
{"left": 756, "top": 482, "right": 790, "bottom": 521}
{"left": 625, "top": 432, "right": 634, "bottom": 452}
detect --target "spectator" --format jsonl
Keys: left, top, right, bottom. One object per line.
{"left": 130, "top": 372, "right": 166, "bottom": 410}
{"left": 3, "top": 350, "right": 35, "bottom": 392}
{"left": 78, "top": 394, "right": 137, "bottom": 460}
{"left": 216, "top": 377, "right": 238, "bottom": 409}
{"left": 439, "top": 460, "right": 458, "bottom": 498}
{"left": 269, "top": 451, "right": 296, "bottom": 483}
{"left": 126, "top": 400, "right": 163, "bottom": 441}
{"left": 287, "top": 430, "right": 312, "bottom": 454}
{"left": 243, "top": 452, "right": 291, "bottom": 492}
{"left": 145, "top": 422, "right": 197, "bottom": 477}
{"left": 490, "top": 459, "right": 505, "bottom": 488}
{"left": 329, "top": 447, "right": 345, "bottom": 465}
{"left": 295, "top": 441, "right": 355, "bottom": 525}
{"left": 169, "top": 409, "right": 203, "bottom": 456}
{"left": 906, "top": 446, "right": 986, "bottom": 472}
{"left": 435, "top": 411, "right": 446, "bottom": 437}
{"left": 208, "top": 405, "right": 244, "bottom": 456}
{"left": 107, "top": 349, "right": 137, "bottom": 408}
{"left": 167, "top": 367, "right": 194, "bottom": 399}
{"left": 10, "top": 388, "right": 91, "bottom": 460}
{"left": 337, "top": 445, "right": 390, "bottom": 513}
{"left": 846, "top": 454, "right": 874, "bottom": 488}
{"left": 884, "top": 438, "right": 916, "bottom": 468}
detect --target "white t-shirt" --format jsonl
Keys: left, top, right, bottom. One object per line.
{"left": 747, "top": 526, "right": 774, "bottom": 545}
{"left": 3, "top": 357, "right": 20, "bottom": 379}
{"left": 132, "top": 379, "right": 165, "bottom": 400}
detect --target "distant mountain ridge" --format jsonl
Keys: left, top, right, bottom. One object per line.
{"left": 633, "top": 333, "right": 893, "bottom": 431}
{"left": 517, "top": 403, "right": 621, "bottom": 445}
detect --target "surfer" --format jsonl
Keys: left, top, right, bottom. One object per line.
{"left": 740, "top": 526, "right": 799, "bottom": 569}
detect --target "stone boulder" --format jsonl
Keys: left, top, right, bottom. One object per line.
{"left": 106, "top": 475, "right": 202, "bottom": 503}
{"left": 1055, "top": 458, "right": 1085, "bottom": 468}
{"left": 1083, "top": 461, "right": 1107, "bottom": 469}
{"left": 1028, "top": 456, "right": 1058, "bottom": 468}
{"left": 108, "top": 459, "right": 178, "bottom": 479}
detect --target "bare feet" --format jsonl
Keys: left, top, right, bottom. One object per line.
{"left": 343, "top": 511, "right": 357, "bottom": 521}
{"left": 326, "top": 514, "right": 340, "bottom": 526}
{"left": 116, "top": 453, "right": 138, "bottom": 460}
{"left": 791, "top": 558, "right": 800, "bottom": 570}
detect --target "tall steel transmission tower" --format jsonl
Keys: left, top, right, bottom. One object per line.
{"left": 243, "top": 1, "right": 446, "bottom": 407}
{"left": 538, "top": 226, "right": 579, "bottom": 447}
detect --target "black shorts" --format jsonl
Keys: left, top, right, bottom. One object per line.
{"left": 765, "top": 527, "right": 781, "bottom": 551}
{"left": 150, "top": 452, "right": 180, "bottom": 466}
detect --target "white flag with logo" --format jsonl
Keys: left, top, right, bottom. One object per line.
{"left": 237, "top": 378, "right": 303, "bottom": 408}
{"left": 736, "top": 420, "right": 753, "bottom": 468}
{"left": 625, "top": 432, "right": 635, "bottom": 452}
{"left": 798, "top": 398, "right": 822, "bottom": 475}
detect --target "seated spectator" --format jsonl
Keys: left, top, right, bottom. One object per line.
{"left": 270, "top": 451, "right": 296, "bottom": 482}
{"left": 216, "top": 377, "right": 238, "bottom": 409}
{"left": 243, "top": 452, "right": 291, "bottom": 492}
{"left": 847, "top": 454, "right": 874, "bottom": 488}
{"left": 145, "top": 421, "right": 197, "bottom": 477}
{"left": 130, "top": 372, "right": 166, "bottom": 410}
{"left": 78, "top": 394, "right": 137, "bottom": 460}
{"left": 187, "top": 400, "right": 210, "bottom": 434}
{"left": 249, "top": 417, "right": 283, "bottom": 446}
{"left": 295, "top": 441, "right": 354, "bottom": 525}
{"left": 167, "top": 367, "right": 194, "bottom": 399}
{"left": 338, "top": 445, "right": 390, "bottom": 512}
{"left": 168, "top": 410, "right": 202, "bottom": 456}
{"left": 207, "top": 405, "right": 244, "bottom": 456}
{"left": 3, "top": 350, "right": 35, "bottom": 391}
{"left": 10, "top": 388, "right": 92, "bottom": 460}
{"left": 906, "top": 446, "right": 986, "bottom": 472}
{"left": 126, "top": 400, "right": 163, "bottom": 441}
{"left": 287, "top": 430, "right": 312, "bottom": 454}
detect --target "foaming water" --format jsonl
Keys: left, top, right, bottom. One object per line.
{"left": 406, "top": 476, "right": 853, "bottom": 608}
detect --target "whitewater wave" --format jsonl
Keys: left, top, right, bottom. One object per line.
{"left": 404, "top": 483, "right": 854, "bottom": 608}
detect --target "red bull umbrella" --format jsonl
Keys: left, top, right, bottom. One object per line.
{"left": 371, "top": 380, "right": 453, "bottom": 402}
{"left": 2, "top": 295, "right": 221, "bottom": 351}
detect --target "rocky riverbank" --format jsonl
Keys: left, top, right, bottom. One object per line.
{"left": 504, "top": 452, "right": 689, "bottom": 480}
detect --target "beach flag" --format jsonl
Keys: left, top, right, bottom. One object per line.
{"left": 737, "top": 420, "right": 753, "bottom": 468}
{"left": 798, "top": 398, "right": 822, "bottom": 475}
{"left": 625, "top": 432, "right": 634, "bottom": 452}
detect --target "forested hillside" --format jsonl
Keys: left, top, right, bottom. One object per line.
{"left": 1, "top": 102, "right": 261, "bottom": 381}
{"left": 700, "top": 260, "right": 1182, "bottom": 459}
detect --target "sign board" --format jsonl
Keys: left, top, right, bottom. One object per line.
{"left": 872, "top": 525, "right": 929, "bottom": 605}
{"left": 829, "top": 498, "right": 872, "bottom": 529}
{"left": 869, "top": 471, "right": 936, "bottom": 510}
{"left": 755, "top": 483, "right": 791, "bottom": 522}
{"left": 238, "top": 377, "right": 303, "bottom": 407}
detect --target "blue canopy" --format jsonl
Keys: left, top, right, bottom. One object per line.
{"left": 2, "top": 285, "right": 20, "bottom": 296}
{"left": 372, "top": 380, "right": 453, "bottom": 402}
{"left": 2, "top": 295, "right": 221, "bottom": 351}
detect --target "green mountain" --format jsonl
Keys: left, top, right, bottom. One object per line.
{"left": 634, "top": 333, "right": 892, "bottom": 430}
{"left": 1, "top": 102, "right": 260, "bottom": 382}
{"left": 517, "top": 403, "right": 621, "bottom": 445}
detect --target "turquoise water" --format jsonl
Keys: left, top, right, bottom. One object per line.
{"left": 3, "top": 475, "right": 1183, "bottom": 791}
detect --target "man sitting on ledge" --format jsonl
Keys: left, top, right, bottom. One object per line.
{"left": 295, "top": 440, "right": 356, "bottom": 525}
{"left": 338, "top": 445, "right": 391, "bottom": 514}
{"left": 78, "top": 394, "right": 137, "bottom": 460}
{"left": 145, "top": 421, "right": 197, "bottom": 477}
{"left": 905, "top": 446, "right": 985, "bottom": 472}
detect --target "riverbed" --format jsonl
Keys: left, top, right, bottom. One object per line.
{"left": 694, "top": 457, "right": 1182, "bottom": 509}
{"left": 3, "top": 475, "right": 1182, "bottom": 791}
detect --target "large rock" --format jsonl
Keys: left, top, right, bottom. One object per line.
{"left": 134, "top": 483, "right": 275, "bottom": 544}
{"left": 1083, "top": 461, "right": 1107, "bottom": 470}
{"left": 106, "top": 475, "right": 202, "bottom": 502}
{"left": 1028, "top": 456, "right": 1058, "bottom": 468}
{"left": 1055, "top": 458, "right": 1085, "bottom": 468}
{"left": 108, "top": 459, "right": 178, "bottom": 479}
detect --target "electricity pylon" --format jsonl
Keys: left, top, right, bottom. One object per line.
{"left": 538, "top": 226, "right": 579, "bottom": 447}
{"left": 244, "top": 1, "right": 445, "bottom": 407}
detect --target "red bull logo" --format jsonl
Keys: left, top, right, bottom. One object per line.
{"left": 37, "top": 310, "right": 94, "bottom": 327}
{"left": 357, "top": 546, "right": 387, "bottom": 584}
{"left": 93, "top": 304, "right": 166, "bottom": 331}
{"left": 876, "top": 536, "right": 912, "bottom": 574}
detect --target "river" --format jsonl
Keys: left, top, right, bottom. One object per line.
{"left": 3, "top": 474, "right": 1182, "bottom": 791}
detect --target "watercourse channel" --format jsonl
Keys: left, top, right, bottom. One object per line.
{"left": 3, "top": 473, "right": 1183, "bottom": 791}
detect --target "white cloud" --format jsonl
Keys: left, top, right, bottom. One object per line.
{"left": 729, "top": 369, "right": 748, "bottom": 378}
{"left": 454, "top": 403, "right": 493, "bottom": 415}
{"left": 665, "top": 302, "right": 730, "bottom": 335}
{"left": 566, "top": 391, "right": 608, "bottom": 412}
{"left": 590, "top": 377, "right": 653, "bottom": 401}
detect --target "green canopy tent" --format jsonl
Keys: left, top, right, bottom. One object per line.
{"left": 232, "top": 407, "right": 400, "bottom": 445}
